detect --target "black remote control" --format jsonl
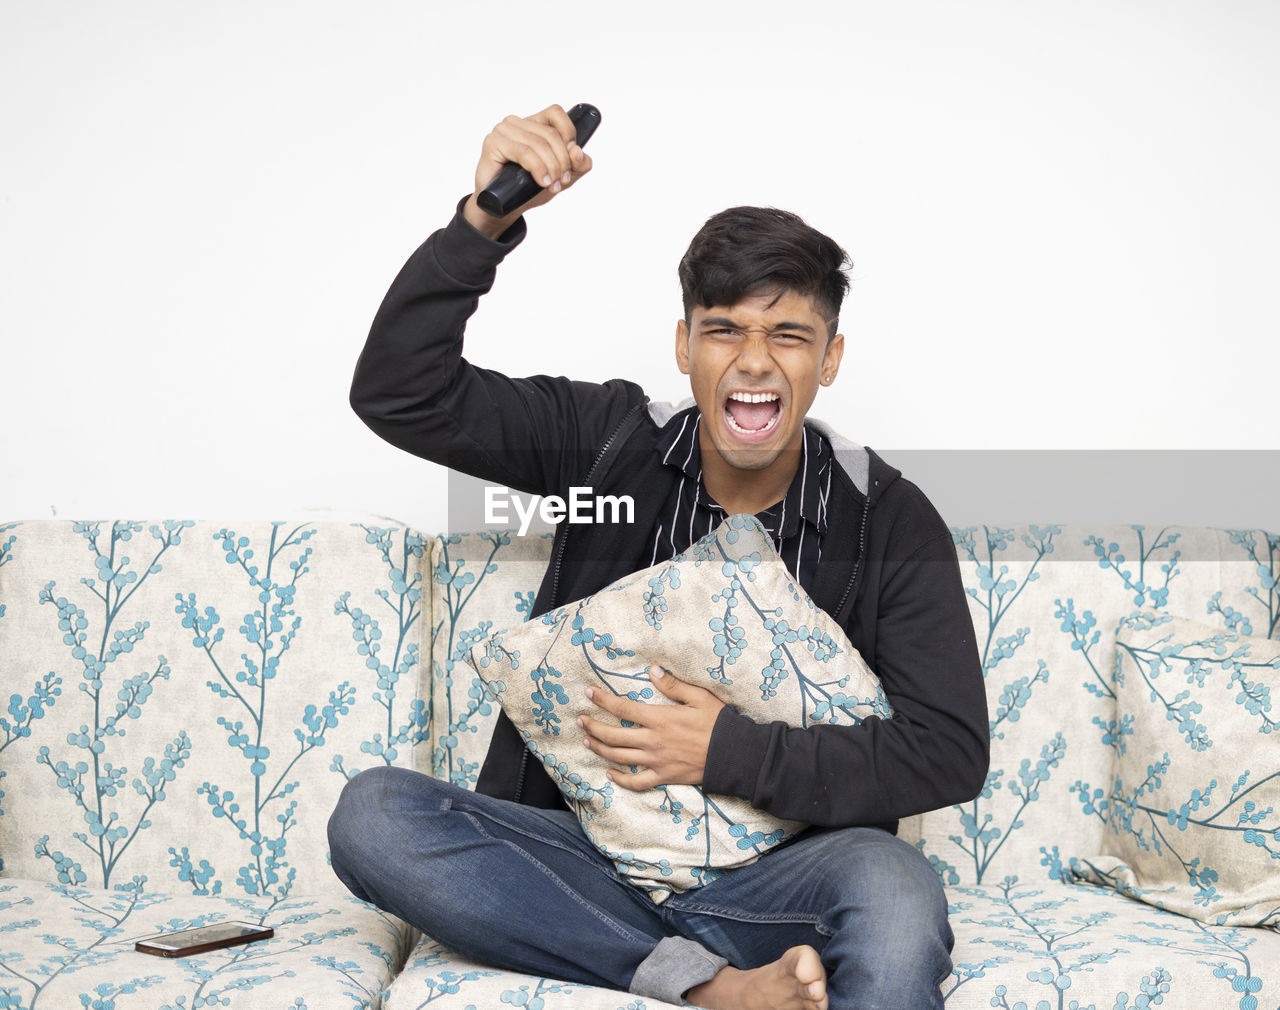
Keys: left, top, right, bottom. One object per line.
{"left": 476, "top": 103, "right": 601, "bottom": 217}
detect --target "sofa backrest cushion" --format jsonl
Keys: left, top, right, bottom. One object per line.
{"left": 428, "top": 523, "right": 1280, "bottom": 890}
{"left": 905, "top": 525, "right": 1279, "bottom": 887}
{"left": 0, "top": 520, "right": 433, "bottom": 900}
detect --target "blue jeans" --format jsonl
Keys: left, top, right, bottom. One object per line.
{"left": 328, "top": 767, "right": 952, "bottom": 1008}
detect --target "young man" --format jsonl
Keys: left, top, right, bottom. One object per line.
{"left": 329, "top": 105, "right": 988, "bottom": 1010}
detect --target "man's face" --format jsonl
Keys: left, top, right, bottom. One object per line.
{"left": 675, "top": 288, "right": 844, "bottom": 482}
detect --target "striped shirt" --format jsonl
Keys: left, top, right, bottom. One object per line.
{"left": 646, "top": 408, "right": 833, "bottom": 594}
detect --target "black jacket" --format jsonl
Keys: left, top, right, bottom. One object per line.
{"left": 350, "top": 204, "right": 990, "bottom": 830}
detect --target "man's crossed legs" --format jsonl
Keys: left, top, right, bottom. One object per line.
{"left": 328, "top": 766, "right": 952, "bottom": 1009}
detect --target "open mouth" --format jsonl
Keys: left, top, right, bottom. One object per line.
{"left": 724, "top": 391, "right": 782, "bottom": 437}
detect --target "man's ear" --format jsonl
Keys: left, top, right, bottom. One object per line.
{"left": 675, "top": 318, "right": 691, "bottom": 375}
{"left": 821, "top": 332, "right": 845, "bottom": 385}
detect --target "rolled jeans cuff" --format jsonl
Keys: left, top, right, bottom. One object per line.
{"left": 629, "top": 936, "right": 728, "bottom": 1006}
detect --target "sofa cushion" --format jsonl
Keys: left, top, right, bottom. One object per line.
{"left": 906, "top": 525, "right": 1280, "bottom": 889}
{"left": 945, "top": 877, "right": 1280, "bottom": 1009}
{"left": 0, "top": 520, "right": 433, "bottom": 899}
{"left": 1068, "top": 611, "right": 1280, "bottom": 925}
{"left": 0, "top": 877, "right": 413, "bottom": 1009}
{"left": 425, "top": 528, "right": 553, "bottom": 791}
{"left": 462, "top": 514, "right": 891, "bottom": 901}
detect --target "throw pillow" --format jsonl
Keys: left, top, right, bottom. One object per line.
{"left": 1069, "top": 611, "right": 1280, "bottom": 925}
{"left": 463, "top": 513, "right": 892, "bottom": 902}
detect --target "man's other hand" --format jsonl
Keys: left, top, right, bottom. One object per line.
{"left": 462, "top": 104, "right": 593, "bottom": 239}
{"left": 578, "top": 667, "right": 725, "bottom": 789}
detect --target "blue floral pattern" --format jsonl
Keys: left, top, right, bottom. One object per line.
{"left": 3, "top": 519, "right": 1278, "bottom": 1009}
{"left": 945, "top": 876, "right": 1278, "bottom": 1009}
{"left": 464, "top": 514, "right": 890, "bottom": 900}
{"left": 0, "top": 523, "right": 47, "bottom": 876}
{"left": 171, "top": 524, "right": 360, "bottom": 905}
{"left": 0, "top": 878, "right": 407, "bottom": 1009}
{"left": 428, "top": 531, "right": 541, "bottom": 790}
{"left": 34, "top": 520, "right": 193, "bottom": 889}
{"left": 1068, "top": 612, "right": 1280, "bottom": 926}
{"left": 0, "top": 520, "right": 428, "bottom": 1007}
{"left": 330, "top": 526, "right": 430, "bottom": 779}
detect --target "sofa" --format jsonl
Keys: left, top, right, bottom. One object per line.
{"left": 0, "top": 516, "right": 1276, "bottom": 1009}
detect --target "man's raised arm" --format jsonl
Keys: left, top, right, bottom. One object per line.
{"left": 349, "top": 106, "right": 640, "bottom": 496}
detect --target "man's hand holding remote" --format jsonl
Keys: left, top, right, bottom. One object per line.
{"left": 462, "top": 104, "right": 594, "bottom": 240}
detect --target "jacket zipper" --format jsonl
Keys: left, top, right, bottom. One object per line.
{"left": 834, "top": 479, "right": 874, "bottom": 620}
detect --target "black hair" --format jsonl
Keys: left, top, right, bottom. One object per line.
{"left": 677, "top": 207, "right": 851, "bottom": 339}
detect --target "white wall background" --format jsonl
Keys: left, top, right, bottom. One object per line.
{"left": 3, "top": 1, "right": 1277, "bottom": 530}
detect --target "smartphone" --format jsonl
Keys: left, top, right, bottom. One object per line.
{"left": 135, "top": 920, "right": 274, "bottom": 958}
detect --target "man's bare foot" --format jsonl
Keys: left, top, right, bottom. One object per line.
{"left": 686, "top": 945, "right": 828, "bottom": 1010}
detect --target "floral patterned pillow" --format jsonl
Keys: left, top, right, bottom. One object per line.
{"left": 1069, "top": 611, "right": 1280, "bottom": 924}
{"left": 463, "top": 513, "right": 892, "bottom": 902}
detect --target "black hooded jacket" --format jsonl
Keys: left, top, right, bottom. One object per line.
{"left": 349, "top": 204, "right": 990, "bottom": 831}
